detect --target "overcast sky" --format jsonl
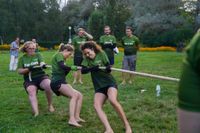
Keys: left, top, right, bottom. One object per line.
{"left": 59, "top": 0, "right": 68, "bottom": 8}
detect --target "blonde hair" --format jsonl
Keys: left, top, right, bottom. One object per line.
{"left": 20, "top": 41, "right": 36, "bottom": 52}
{"left": 59, "top": 43, "right": 74, "bottom": 52}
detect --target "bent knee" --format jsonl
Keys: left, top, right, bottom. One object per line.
{"left": 27, "top": 87, "right": 37, "bottom": 96}
{"left": 71, "top": 92, "right": 79, "bottom": 99}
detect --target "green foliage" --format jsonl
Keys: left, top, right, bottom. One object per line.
{"left": 0, "top": 0, "right": 63, "bottom": 43}
{"left": 127, "top": 0, "right": 195, "bottom": 46}
{"left": 88, "top": 10, "right": 104, "bottom": 41}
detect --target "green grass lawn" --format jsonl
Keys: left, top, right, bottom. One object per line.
{"left": 0, "top": 51, "right": 184, "bottom": 133}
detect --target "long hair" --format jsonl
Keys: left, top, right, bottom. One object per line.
{"left": 81, "top": 41, "right": 102, "bottom": 53}
{"left": 58, "top": 43, "right": 74, "bottom": 52}
{"left": 20, "top": 41, "right": 36, "bottom": 53}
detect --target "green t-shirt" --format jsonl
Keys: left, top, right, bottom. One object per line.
{"left": 178, "top": 31, "right": 200, "bottom": 112}
{"left": 122, "top": 35, "right": 139, "bottom": 56}
{"left": 51, "top": 52, "right": 68, "bottom": 82}
{"left": 72, "top": 36, "right": 87, "bottom": 57}
{"left": 82, "top": 51, "right": 116, "bottom": 91}
{"left": 18, "top": 53, "right": 45, "bottom": 81}
{"left": 99, "top": 35, "right": 117, "bottom": 58}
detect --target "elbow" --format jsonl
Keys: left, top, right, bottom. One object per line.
{"left": 18, "top": 70, "right": 23, "bottom": 75}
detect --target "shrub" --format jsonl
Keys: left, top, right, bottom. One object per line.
{"left": 118, "top": 46, "right": 176, "bottom": 52}
{"left": 0, "top": 44, "right": 10, "bottom": 50}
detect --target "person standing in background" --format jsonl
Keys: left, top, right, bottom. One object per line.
{"left": 72, "top": 28, "right": 93, "bottom": 84}
{"left": 121, "top": 26, "right": 140, "bottom": 85}
{"left": 178, "top": 30, "right": 200, "bottom": 133}
{"left": 99, "top": 26, "right": 117, "bottom": 66}
{"left": 32, "top": 38, "right": 39, "bottom": 53}
{"left": 9, "top": 37, "right": 20, "bottom": 71}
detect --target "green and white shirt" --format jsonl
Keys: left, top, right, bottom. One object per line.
{"left": 51, "top": 52, "right": 68, "bottom": 82}
{"left": 122, "top": 35, "right": 139, "bottom": 56}
{"left": 18, "top": 53, "right": 45, "bottom": 81}
{"left": 82, "top": 51, "right": 116, "bottom": 91}
{"left": 99, "top": 35, "right": 117, "bottom": 59}
{"left": 178, "top": 31, "right": 200, "bottom": 112}
{"left": 72, "top": 36, "right": 87, "bottom": 57}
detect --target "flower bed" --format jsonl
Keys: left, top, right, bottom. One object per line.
{"left": 118, "top": 46, "right": 176, "bottom": 52}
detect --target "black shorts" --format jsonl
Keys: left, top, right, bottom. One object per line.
{"left": 95, "top": 85, "right": 118, "bottom": 96}
{"left": 74, "top": 56, "right": 83, "bottom": 66}
{"left": 50, "top": 79, "right": 67, "bottom": 96}
{"left": 23, "top": 75, "right": 49, "bottom": 93}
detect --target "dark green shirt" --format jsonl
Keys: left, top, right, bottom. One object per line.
{"left": 72, "top": 36, "right": 87, "bottom": 57}
{"left": 51, "top": 52, "right": 67, "bottom": 82}
{"left": 99, "top": 35, "right": 117, "bottom": 58}
{"left": 122, "top": 35, "right": 139, "bottom": 56}
{"left": 178, "top": 31, "right": 200, "bottom": 112}
{"left": 18, "top": 53, "right": 45, "bottom": 81}
{"left": 82, "top": 51, "right": 116, "bottom": 91}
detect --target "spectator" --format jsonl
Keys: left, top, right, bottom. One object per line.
{"left": 121, "top": 26, "right": 140, "bottom": 85}
{"left": 9, "top": 37, "right": 20, "bottom": 71}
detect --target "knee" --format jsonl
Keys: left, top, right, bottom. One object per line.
{"left": 93, "top": 102, "right": 101, "bottom": 111}
{"left": 78, "top": 92, "right": 83, "bottom": 100}
{"left": 27, "top": 88, "right": 37, "bottom": 97}
{"left": 71, "top": 92, "right": 79, "bottom": 99}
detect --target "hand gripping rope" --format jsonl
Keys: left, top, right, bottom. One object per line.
{"left": 28, "top": 65, "right": 52, "bottom": 81}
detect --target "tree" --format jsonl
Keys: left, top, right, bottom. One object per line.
{"left": 182, "top": 0, "right": 200, "bottom": 30}
{"left": 127, "top": 0, "right": 192, "bottom": 46}
{"left": 88, "top": 10, "right": 104, "bottom": 41}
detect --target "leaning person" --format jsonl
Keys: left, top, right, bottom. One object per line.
{"left": 17, "top": 41, "right": 55, "bottom": 117}
{"left": 80, "top": 41, "right": 132, "bottom": 133}
{"left": 51, "top": 43, "right": 84, "bottom": 127}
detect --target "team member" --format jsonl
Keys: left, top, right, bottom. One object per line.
{"left": 9, "top": 37, "right": 20, "bottom": 71}
{"left": 80, "top": 41, "right": 132, "bottom": 133}
{"left": 72, "top": 28, "right": 93, "bottom": 84}
{"left": 178, "top": 30, "right": 200, "bottom": 133}
{"left": 99, "top": 26, "right": 117, "bottom": 65}
{"left": 121, "top": 26, "right": 140, "bottom": 85}
{"left": 51, "top": 43, "right": 84, "bottom": 127}
{"left": 17, "top": 41, "right": 55, "bottom": 117}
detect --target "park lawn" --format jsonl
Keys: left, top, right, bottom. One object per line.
{"left": 0, "top": 51, "right": 184, "bottom": 133}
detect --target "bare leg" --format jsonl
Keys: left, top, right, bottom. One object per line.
{"left": 40, "top": 79, "right": 55, "bottom": 112}
{"left": 67, "top": 84, "right": 85, "bottom": 122}
{"left": 27, "top": 85, "right": 39, "bottom": 117}
{"left": 128, "top": 74, "right": 134, "bottom": 84}
{"left": 121, "top": 72, "right": 127, "bottom": 85}
{"left": 107, "top": 87, "right": 132, "bottom": 133}
{"left": 59, "top": 84, "right": 82, "bottom": 127}
{"left": 94, "top": 93, "right": 113, "bottom": 133}
{"left": 77, "top": 70, "right": 83, "bottom": 84}
{"left": 73, "top": 71, "right": 78, "bottom": 84}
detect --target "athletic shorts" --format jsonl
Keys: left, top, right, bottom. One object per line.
{"left": 23, "top": 75, "right": 49, "bottom": 93}
{"left": 95, "top": 85, "right": 118, "bottom": 96}
{"left": 74, "top": 56, "right": 83, "bottom": 66}
{"left": 122, "top": 55, "right": 137, "bottom": 71}
{"left": 108, "top": 56, "right": 114, "bottom": 65}
{"left": 50, "top": 79, "right": 67, "bottom": 96}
